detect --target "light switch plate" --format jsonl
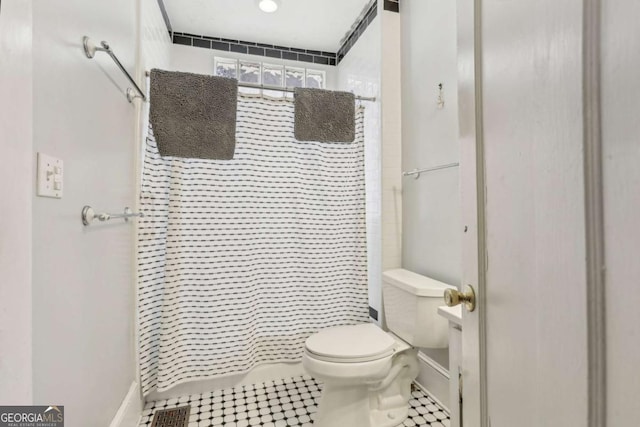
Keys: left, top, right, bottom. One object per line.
{"left": 37, "top": 153, "right": 63, "bottom": 198}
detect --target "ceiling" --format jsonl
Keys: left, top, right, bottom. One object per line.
{"left": 163, "top": 0, "right": 372, "bottom": 52}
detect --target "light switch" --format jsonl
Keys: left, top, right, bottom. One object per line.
{"left": 37, "top": 153, "right": 63, "bottom": 198}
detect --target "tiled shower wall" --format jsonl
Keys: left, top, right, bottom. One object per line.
{"left": 133, "top": 0, "right": 173, "bottom": 410}
{"left": 139, "top": 0, "right": 173, "bottom": 135}
{"left": 141, "top": 0, "right": 172, "bottom": 75}
{"left": 336, "top": 2, "right": 403, "bottom": 325}
{"left": 337, "top": 13, "right": 383, "bottom": 323}
{"left": 380, "top": 3, "right": 403, "bottom": 277}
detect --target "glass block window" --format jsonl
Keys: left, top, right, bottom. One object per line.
{"left": 262, "top": 64, "right": 284, "bottom": 87}
{"left": 285, "top": 67, "right": 305, "bottom": 88}
{"left": 306, "top": 70, "right": 325, "bottom": 89}
{"left": 214, "top": 58, "right": 238, "bottom": 79}
{"left": 239, "top": 61, "right": 261, "bottom": 84}
{"left": 214, "top": 57, "right": 327, "bottom": 90}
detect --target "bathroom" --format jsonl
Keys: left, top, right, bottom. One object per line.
{"left": 1, "top": 0, "right": 638, "bottom": 426}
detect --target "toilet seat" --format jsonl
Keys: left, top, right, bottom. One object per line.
{"left": 305, "top": 323, "right": 396, "bottom": 363}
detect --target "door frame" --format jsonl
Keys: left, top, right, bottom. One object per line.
{"left": 457, "top": 0, "right": 487, "bottom": 425}
{"left": 583, "top": 0, "right": 606, "bottom": 425}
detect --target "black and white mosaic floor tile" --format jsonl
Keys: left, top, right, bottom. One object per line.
{"left": 139, "top": 375, "right": 450, "bottom": 427}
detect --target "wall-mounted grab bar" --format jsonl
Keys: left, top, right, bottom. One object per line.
{"left": 83, "top": 36, "right": 146, "bottom": 103}
{"left": 82, "top": 206, "right": 144, "bottom": 226}
{"left": 402, "top": 162, "right": 459, "bottom": 180}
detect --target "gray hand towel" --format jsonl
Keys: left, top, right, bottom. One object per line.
{"left": 294, "top": 88, "right": 355, "bottom": 143}
{"left": 149, "top": 69, "right": 238, "bottom": 160}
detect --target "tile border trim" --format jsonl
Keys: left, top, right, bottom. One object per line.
{"left": 337, "top": 0, "right": 378, "bottom": 64}
{"left": 172, "top": 33, "right": 337, "bottom": 66}
{"left": 383, "top": 0, "right": 400, "bottom": 13}
{"left": 156, "top": 0, "right": 172, "bottom": 34}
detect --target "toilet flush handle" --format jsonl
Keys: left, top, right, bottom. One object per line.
{"left": 444, "top": 285, "right": 476, "bottom": 312}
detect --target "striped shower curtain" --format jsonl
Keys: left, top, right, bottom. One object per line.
{"left": 137, "top": 94, "right": 369, "bottom": 395}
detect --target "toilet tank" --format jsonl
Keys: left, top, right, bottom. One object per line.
{"left": 382, "top": 269, "right": 456, "bottom": 348}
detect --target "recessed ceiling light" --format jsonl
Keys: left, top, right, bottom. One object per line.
{"left": 257, "top": 0, "right": 280, "bottom": 13}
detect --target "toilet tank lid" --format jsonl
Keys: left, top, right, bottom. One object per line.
{"left": 382, "top": 269, "right": 455, "bottom": 297}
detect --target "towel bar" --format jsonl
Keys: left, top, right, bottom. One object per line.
{"left": 82, "top": 206, "right": 144, "bottom": 226}
{"left": 83, "top": 36, "right": 146, "bottom": 103}
{"left": 402, "top": 162, "right": 459, "bottom": 180}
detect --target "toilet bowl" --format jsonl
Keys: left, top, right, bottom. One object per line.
{"left": 302, "top": 269, "right": 455, "bottom": 427}
{"left": 302, "top": 323, "right": 419, "bottom": 427}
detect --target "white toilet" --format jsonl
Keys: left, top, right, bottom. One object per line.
{"left": 302, "top": 268, "right": 455, "bottom": 427}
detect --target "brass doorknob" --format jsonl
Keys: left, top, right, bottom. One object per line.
{"left": 444, "top": 285, "right": 476, "bottom": 312}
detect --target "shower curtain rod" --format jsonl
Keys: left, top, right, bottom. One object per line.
{"left": 144, "top": 71, "right": 376, "bottom": 102}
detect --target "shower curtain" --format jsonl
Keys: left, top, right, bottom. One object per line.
{"left": 138, "top": 94, "right": 369, "bottom": 395}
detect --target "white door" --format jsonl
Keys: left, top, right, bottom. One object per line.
{"left": 457, "top": 0, "right": 596, "bottom": 425}
{"left": 601, "top": 2, "right": 640, "bottom": 426}
{"left": 481, "top": 0, "right": 589, "bottom": 423}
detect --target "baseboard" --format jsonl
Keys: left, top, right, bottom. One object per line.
{"left": 110, "top": 381, "right": 142, "bottom": 427}
{"left": 415, "top": 351, "right": 450, "bottom": 412}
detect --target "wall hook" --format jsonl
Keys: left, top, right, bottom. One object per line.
{"left": 437, "top": 83, "right": 445, "bottom": 109}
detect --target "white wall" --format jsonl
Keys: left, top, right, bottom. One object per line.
{"left": 0, "top": 0, "right": 33, "bottom": 405}
{"left": 336, "top": 16, "right": 382, "bottom": 321}
{"left": 0, "top": 0, "right": 171, "bottom": 418}
{"left": 398, "top": 1, "right": 459, "bottom": 395}
{"left": 601, "top": 1, "right": 640, "bottom": 424}
{"left": 400, "top": 0, "right": 460, "bottom": 287}
{"left": 31, "top": 1, "right": 139, "bottom": 425}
